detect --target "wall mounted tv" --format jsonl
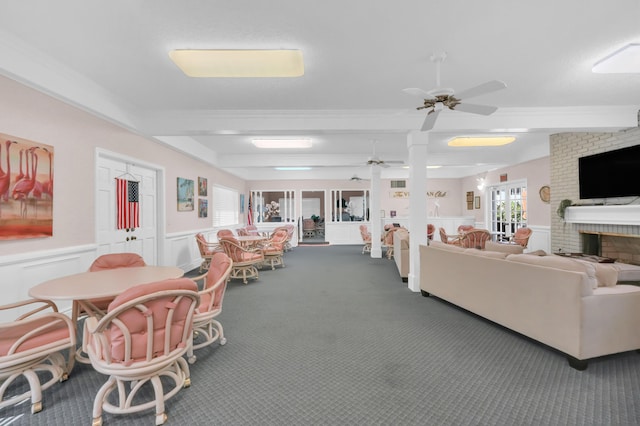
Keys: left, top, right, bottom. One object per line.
{"left": 578, "top": 144, "right": 640, "bottom": 199}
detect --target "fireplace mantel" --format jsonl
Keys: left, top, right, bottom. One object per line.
{"left": 564, "top": 205, "right": 640, "bottom": 226}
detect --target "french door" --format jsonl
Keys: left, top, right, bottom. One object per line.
{"left": 489, "top": 181, "right": 527, "bottom": 241}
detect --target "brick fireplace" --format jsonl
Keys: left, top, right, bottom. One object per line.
{"left": 581, "top": 232, "right": 640, "bottom": 265}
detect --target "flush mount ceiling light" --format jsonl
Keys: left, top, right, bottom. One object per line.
{"left": 275, "top": 167, "right": 312, "bottom": 171}
{"left": 592, "top": 43, "right": 640, "bottom": 73}
{"left": 448, "top": 136, "right": 516, "bottom": 147}
{"left": 251, "top": 139, "right": 312, "bottom": 149}
{"left": 169, "top": 49, "right": 304, "bottom": 77}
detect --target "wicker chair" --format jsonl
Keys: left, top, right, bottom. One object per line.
{"left": 359, "top": 225, "right": 372, "bottom": 254}
{"left": 218, "top": 236, "right": 265, "bottom": 284}
{"left": 0, "top": 299, "right": 76, "bottom": 414}
{"left": 85, "top": 278, "right": 199, "bottom": 426}
{"left": 188, "top": 252, "right": 233, "bottom": 364}
{"left": 439, "top": 227, "right": 461, "bottom": 245}
{"left": 195, "top": 233, "right": 222, "bottom": 272}
{"left": 459, "top": 229, "right": 492, "bottom": 249}
{"left": 510, "top": 227, "right": 533, "bottom": 248}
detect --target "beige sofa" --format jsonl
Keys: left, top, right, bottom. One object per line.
{"left": 393, "top": 229, "right": 410, "bottom": 281}
{"left": 420, "top": 241, "right": 640, "bottom": 370}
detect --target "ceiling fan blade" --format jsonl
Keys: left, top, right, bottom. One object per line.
{"left": 454, "top": 80, "right": 506, "bottom": 100}
{"left": 454, "top": 102, "right": 498, "bottom": 115}
{"left": 402, "top": 87, "right": 435, "bottom": 99}
{"left": 421, "top": 109, "right": 441, "bottom": 131}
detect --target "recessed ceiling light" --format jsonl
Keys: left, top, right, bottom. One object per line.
{"left": 448, "top": 136, "right": 516, "bottom": 147}
{"left": 402, "top": 165, "right": 442, "bottom": 169}
{"left": 252, "top": 139, "right": 312, "bottom": 149}
{"left": 592, "top": 43, "right": 640, "bottom": 73}
{"left": 169, "top": 49, "right": 304, "bottom": 77}
{"left": 275, "top": 167, "right": 312, "bottom": 171}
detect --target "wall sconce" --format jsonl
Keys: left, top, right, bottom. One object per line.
{"left": 476, "top": 177, "right": 486, "bottom": 191}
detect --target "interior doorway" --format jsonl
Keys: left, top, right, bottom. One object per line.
{"left": 96, "top": 150, "right": 164, "bottom": 265}
{"left": 300, "top": 190, "right": 325, "bottom": 243}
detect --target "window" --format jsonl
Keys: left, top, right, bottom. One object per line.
{"left": 330, "top": 189, "right": 369, "bottom": 222}
{"left": 212, "top": 186, "right": 239, "bottom": 227}
{"left": 390, "top": 180, "right": 406, "bottom": 188}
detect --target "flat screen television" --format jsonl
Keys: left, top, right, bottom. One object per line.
{"left": 578, "top": 144, "right": 640, "bottom": 199}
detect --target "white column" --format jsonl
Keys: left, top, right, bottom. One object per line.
{"left": 369, "top": 165, "right": 383, "bottom": 258}
{"left": 407, "top": 131, "right": 429, "bottom": 292}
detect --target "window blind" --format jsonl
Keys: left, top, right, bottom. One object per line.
{"left": 212, "top": 186, "right": 239, "bottom": 226}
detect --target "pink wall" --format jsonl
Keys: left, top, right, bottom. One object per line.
{"left": 461, "top": 156, "right": 551, "bottom": 227}
{"left": 0, "top": 76, "right": 245, "bottom": 256}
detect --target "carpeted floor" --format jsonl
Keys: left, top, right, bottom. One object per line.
{"left": 3, "top": 245, "right": 640, "bottom": 425}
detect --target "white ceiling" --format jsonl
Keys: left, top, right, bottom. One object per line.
{"left": 0, "top": 1, "right": 638, "bottom": 180}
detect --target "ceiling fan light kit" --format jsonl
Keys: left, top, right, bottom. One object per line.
{"left": 403, "top": 52, "right": 506, "bottom": 131}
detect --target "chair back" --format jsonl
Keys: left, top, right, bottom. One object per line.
{"left": 359, "top": 225, "right": 371, "bottom": 242}
{"left": 198, "top": 253, "right": 232, "bottom": 313}
{"left": 218, "top": 236, "right": 248, "bottom": 263}
{"left": 268, "top": 229, "right": 289, "bottom": 250}
{"left": 439, "top": 227, "right": 449, "bottom": 243}
{"left": 512, "top": 227, "right": 533, "bottom": 247}
{"left": 217, "top": 229, "right": 234, "bottom": 240}
{"left": 89, "top": 253, "right": 146, "bottom": 272}
{"left": 245, "top": 225, "right": 260, "bottom": 236}
{"left": 88, "top": 278, "right": 198, "bottom": 365}
{"left": 427, "top": 224, "right": 435, "bottom": 240}
{"left": 457, "top": 225, "right": 474, "bottom": 234}
{"left": 302, "top": 218, "right": 315, "bottom": 231}
{"left": 460, "top": 229, "right": 491, "bottom": 249}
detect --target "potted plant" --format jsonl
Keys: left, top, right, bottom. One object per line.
{"left": 311, "top": 214, "right": 320, "bottom": 223}
{"left": 557, "top": 199, "right": 573, "bottom": 220}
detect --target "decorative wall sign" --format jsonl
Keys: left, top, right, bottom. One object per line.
{"left": 198, "top": 198, "right": 208, "bottom": 218}
{"left": 390, "top": 191, "right": 410, "bottom": 198}
{"left": 0, "top": 132, "right": 54, "bottom": 240}
{"left": 427, "top": 191, "right": 447, "bottom": 198}
{"left": 177, "top": 177, "right": 194, "bottom": 211}
{"left": 198, "top": 177, "right": 207, "bottom": 196}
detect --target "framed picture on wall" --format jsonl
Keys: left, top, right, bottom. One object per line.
{"left": 474, "top": 196, "right": 480, "bottom": 209}
{"left": 198, "top": 177, "right": 207, "bottom": 196}
{"left": 177, "top": 177, "right": 194, "bottom": 211}
{"left": 198, "top": 198, "right": 208, "bottom": 218}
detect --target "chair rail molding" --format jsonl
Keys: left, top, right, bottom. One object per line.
{"left": 564, "top": 205, "right": 640, "bottom": 226}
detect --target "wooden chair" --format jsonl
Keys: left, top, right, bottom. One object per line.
{"left": 85, "top": 278, "right": 199, "bottom": 426}
{"left": 460, "top": 229, "right": 492, "bottom": 249}
{"left": 195, "top": 233, "right": 222, "bottom": 272}
{"left": 188, "top": 252, "right": 233, "bottom": 364}
{"left": 218, "top": 236, "right": 265, "bottom": 284}
{"left": 0, "top": 299, "right": 76, "bottom": 414}
{"left": 439, "top": 227, "right": 461, "bottom": 245}
{"left": 510, "top": 227, "right": 533, "bottom": 248}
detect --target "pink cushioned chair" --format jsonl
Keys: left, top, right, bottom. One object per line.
{"left": 427, "top": 224, "right": 435, "bottom": 240}
{"left": 359, "top": 225, "right": 372, "bottom": 254}
{"left": 0, "top": 299, "right": 76, "bottom": 414}
{"left": 261, "top": 228, "right": 288, "bottom": 270}
{"left": 187, "top": 252, "right": 233, "bottom": 364}
{"left": 460, "top": 229, "right": 492, "bottom": 249}
{"left": 510, "top": 227, "right": 533, "bottom": 248}
{"left": 195, "top": 233, "right": 222, "bottom": 272}
{"left": 439, "top": 227, "right": 461, "bottom": 245}
{"left": 218, "top": 235, "right": 265, "bottom": 284}
{"left": 85, "top": 278, "right": 199, "bottom": 426}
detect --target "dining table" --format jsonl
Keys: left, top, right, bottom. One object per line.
{"left": 29, "top": 265, "right": 184, "bottom": 365}
{"left": 235, "top": 235, "right": 267, "bottom": 248}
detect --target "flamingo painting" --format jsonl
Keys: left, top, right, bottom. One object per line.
{"left": 0, "top": 131, "right": 54, "bottom": 240}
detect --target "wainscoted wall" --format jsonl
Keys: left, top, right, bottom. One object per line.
{"left": 0, "top": 232, "right": 209, "bottom": 323}
{"left": 550, "top": 121, "right": 640, "bottom": 255}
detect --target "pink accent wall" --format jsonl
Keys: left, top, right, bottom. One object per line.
{"left": 0, "top": 76, "right": 245, "bottom": 256}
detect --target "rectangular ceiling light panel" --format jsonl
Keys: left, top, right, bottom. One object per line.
{"left": 592, "top": 43, "right": 640, "bottom": 73}
{"left": 169, "top": 49, "right": 304, "bottom": 77}
{"left": 448, "top": 136, "right": 516, "bottom": 147}
{"left": 252, "top": 139, "right": 312, "bottom": 149}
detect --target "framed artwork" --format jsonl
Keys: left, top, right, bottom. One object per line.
{"left": 240, "top": 193, "right": 245, "bottom": 213}
{"left": 177, "top": 177, "right": 194, "bottom": 211}
{"left": 466, "top": 191, "right": 474, "bottom": 210}
{"left": 390, "top": 210, "right": 397, "bottom": 218}
{"left": 198, "top": 177, "right": 207, "bottom": 196}
{"left": 198, "top": 198, "right": 208, "bottom": 218}
{"left": 500, "top": 173, "right": 508, "bottom": 182}
{"left": 0, "top": 132, "right": 54, "bottom": 240}
{"left": 474, "top": 196, "right": 481, "bottom": 209}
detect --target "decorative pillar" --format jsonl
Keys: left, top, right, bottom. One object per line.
{"left": 369, "top": 164, "right": 383, "bottom": 258}
{"left": 407, "top": 131, "right": 429, "bottom": 292}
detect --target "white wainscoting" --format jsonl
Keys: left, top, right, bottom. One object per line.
{"left": 526, "top": 225, "right": 551, "bottom": 254}
{"left": 0, "top": 245, "right": 97, "bottom": 322}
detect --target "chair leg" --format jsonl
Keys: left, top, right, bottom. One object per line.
{"left": 150, "top": 375, "right": 167, "bottom": 425}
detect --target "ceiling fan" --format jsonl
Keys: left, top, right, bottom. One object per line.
{"left": 403, "top": 52, "right": 506, "bottom": 131}
{"left": 364, "top": 140, "right": 404, "bottom": 168}
{"left": 350, "top": 174, "right": 368, "bottom": 181}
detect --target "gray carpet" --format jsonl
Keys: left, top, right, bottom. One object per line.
{"left": 3, "top": 245, "right": 640, "bottom": 425}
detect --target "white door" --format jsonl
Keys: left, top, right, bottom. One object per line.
{"left": 96, "top": 155, "right": 158, "bottom": 265}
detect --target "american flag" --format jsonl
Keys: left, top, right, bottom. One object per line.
{"left": 116, "top": 178, "right": 140, "bottom": 229}
{"left": 247, "top": 193, "right": 253, "bottom": 225}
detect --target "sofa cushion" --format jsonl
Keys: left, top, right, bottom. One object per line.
{"left": 429, "top": 240, "right": 466, "bottom": 252}
{"left": 506, "top": 254, "right": 598, "bottom": 289}
{"left": 573, "top": 260, "right": 618, "bottom": 287}
{"left": 484, "top": 241, "right": 524, "bottom": 254}
{"left": 464, "top": 248, "right": 510, "bottom": 259}
{"left": 611, "top": 262, "right": 640, "bottom": 282}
